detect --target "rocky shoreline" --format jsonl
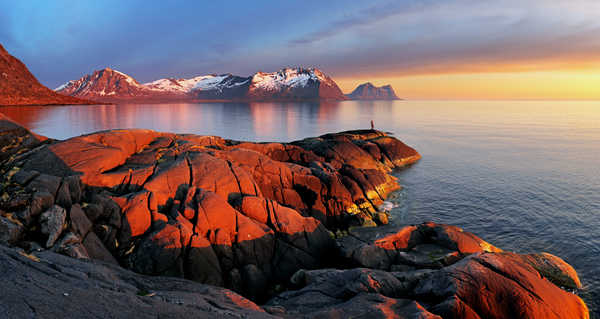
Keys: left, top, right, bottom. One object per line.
{"left": 0, "top": 113, "right": 589, "bottom": 318}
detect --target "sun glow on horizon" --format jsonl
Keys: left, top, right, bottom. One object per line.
{"left": 338, "top": 70, "right": 600, "bottom": 100}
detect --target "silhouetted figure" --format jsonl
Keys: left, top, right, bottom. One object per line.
{"left": 370, "top": 120, "right": 374, "bottom": 130}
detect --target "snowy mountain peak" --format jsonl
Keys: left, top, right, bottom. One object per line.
{"left": 250, "top": 67, "right": 331, "bottom": 92}
{"left": 56, "top": 67, "right": 346, "bottom": 102}
{"left": 56, "top": 68, "right": 148, "bottom": 98}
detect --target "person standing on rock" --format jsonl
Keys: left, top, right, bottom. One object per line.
{"left": 370, "top": 120, "right": 374, "bottom": 130}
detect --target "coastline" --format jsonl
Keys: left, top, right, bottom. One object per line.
{"left": 0, "top": 113, "right": 589, "bottom": 318}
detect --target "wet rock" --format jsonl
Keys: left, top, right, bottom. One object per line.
{"left": 39, "top": 205, "right": 66, "bottom": 248}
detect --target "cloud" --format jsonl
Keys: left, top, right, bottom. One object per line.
{"left": 4, "top": 0, "right": 600, "bottom": 89}
{"left": 289, "top": 0, "right": 440, "bottom": 46}
{"left": 284, "top": 0, "right": 600, "bottom": 77}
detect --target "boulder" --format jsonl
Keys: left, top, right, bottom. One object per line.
{"left": 519, "top": 252, "right": 582, "bottom": 289}
{"left": 267, "top": 268, "right": 440, "bottom": 318}
{"left": 339, "top": 222, "right": 501, "bottom": 270}
{"left": 414, "top": 252, "right": 589, "bottom": 319}
{"left": 39, "top": 205, "right": 66, "bottom": 248}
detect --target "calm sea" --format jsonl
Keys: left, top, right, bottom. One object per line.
{"left": 1, "top": 100, "right": 599, "bottom": 316}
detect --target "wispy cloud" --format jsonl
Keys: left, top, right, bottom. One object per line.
{"left": 286, "top": 0, "right": 600, "bottom": 77}
{"left": 3, "top": 0, "right": 600, "bottom": 89}
{"left": 289, "top": 0, "right": 440, "bottom": 46}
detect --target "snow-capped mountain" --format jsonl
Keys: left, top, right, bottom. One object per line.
{"left": 55, "top": 67, "right": 347, "bottom": 102}
{"left": 346, "top": 83, "right": 400, "bottom": 100}
{"left": 55, "top": 68, "right": 173, "bottom": 102}
{"left": 143, "top": 74, "right": 233, "bottom": 93}
{"left": 246, "top": 68, "right": 346, "bottom": 100}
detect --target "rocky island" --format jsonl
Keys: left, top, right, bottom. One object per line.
{"left": 347, "top": 82, "right": 401, "bottom": 100}
{"left": 0, "top": 113, "right": 589, "bottom": 318}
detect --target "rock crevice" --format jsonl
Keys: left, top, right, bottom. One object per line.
{"left": 0, "top": 114, "right": 588, "bottom": 318}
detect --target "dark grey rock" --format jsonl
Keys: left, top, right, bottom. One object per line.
{"left": 82, "top": 202, "right": 103, "bottom": 222}
{"left": 69, "top": 204, "right": 92, "bottom": 238}
{"left": 10, "top": 169, "right": 39, "bottom": 186}
{"left": 27, "top": 174, "right": 61, "bottom": 195}
{"left": 64, "top": 175, "right": 83, "bottom": 203}
{"left": 30, "top": 190, "right": 54, "bottom": 216}
{"left": 0, "top": 244, "right": 273, "bottom": 319}
{"left": 82, "top": 231, "right": 118, "bottom": 264}
{"left": 267, "top": 268, "right": 440, "bottom": 318}
{"left": 18, "top": 190, "right": 54, "bottom": 225}
{"left": 55, "top": 180, "right": 72, "bottom": 209}
{"left": 52, "top": 232, "right": 89, "bottom": 259}
{"left": 242, "top": 264, "right": 268, "bottom": 301}
{"left": 0, "top": 215, "right": 23, "bottom": 245}
{"left": 40, "top": 205, "right": 66, "bottom": 248}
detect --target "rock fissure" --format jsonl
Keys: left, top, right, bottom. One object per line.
{"left": 0, "top": 116, "right": 587, "bottom": 318}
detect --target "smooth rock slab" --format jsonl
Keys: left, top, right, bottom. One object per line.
{"left": 267, "top": 268, "right": 440, "bottom": 318}
{"left": 0, "top": 245, "right": 272, "bottom": 318}
{"left": 414, "top": 252, "right": 588, "bottom": 319}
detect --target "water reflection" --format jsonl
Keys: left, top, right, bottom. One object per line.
{"left": 1, "top": 100, "right": 600, "bottom": 314}
{"left": 0, "top": 101, "right": 384, "bottom": 141}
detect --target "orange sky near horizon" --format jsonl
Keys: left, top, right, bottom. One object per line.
{"left": 337, "top": 70, "right": 600, "bottom": 100}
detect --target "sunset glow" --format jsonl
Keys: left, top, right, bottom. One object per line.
{"left": 338, "top": 70, "right": 600, "bottom": 100}
{"left": 2, "top": 0, "right": 600, "bottom": 99}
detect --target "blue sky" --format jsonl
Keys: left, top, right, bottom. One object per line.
{"left": 2, "top": 0, "right": 600, "bottom": 97}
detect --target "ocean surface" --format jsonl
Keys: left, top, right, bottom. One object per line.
{"left": 1, "top": 100, "right": 599, "bottom": 316}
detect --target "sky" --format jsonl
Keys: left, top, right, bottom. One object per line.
{"left": 1, "top": 0, "right": 600, "bottom": 99}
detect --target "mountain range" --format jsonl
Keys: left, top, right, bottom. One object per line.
{"left": 0, "top": 42, "right": 401, "bottom": 105}
{"left": 55, "top": 67, "right": 350, "bottom": 103}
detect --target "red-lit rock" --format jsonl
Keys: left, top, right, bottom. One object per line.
{"left": 0, "top": 44, "right": 96, "bottom": 106}
{"left": 414, "top": 252, "right": 589, "bottom": 319}
{"left": 3, "top": 119, "right": 585, "bottom": 318}
{"left": 5, "top": 125, "right": 418, "bottom": 299}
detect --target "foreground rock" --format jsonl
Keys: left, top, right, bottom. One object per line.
{"left": 0, "top": 114, "right": 588, "bottom": 318}
{"left": 267, "top": 223, "right": 588, "bottom": 319}
{"left": 0, "top": 113, "right": 420, "bottom": 301}
{"left": 0, "top": 244, "right": 272, "bottom": 318}
{"left": 0, "top": 43, "right": 96, "bottom": 106}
